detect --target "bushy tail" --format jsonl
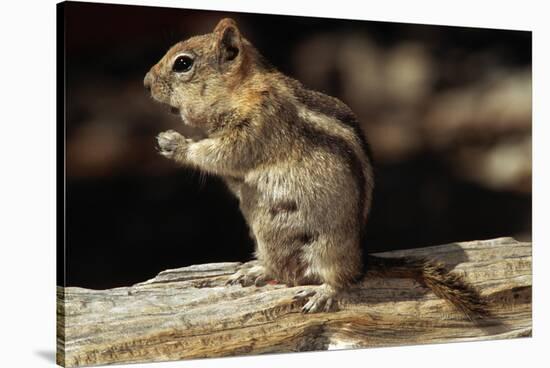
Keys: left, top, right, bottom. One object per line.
{"left": 365, "top": 255, "right": 490, "bottom": 320}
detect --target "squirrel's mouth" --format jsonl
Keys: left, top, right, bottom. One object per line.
{"left": 169, "top": 107, "right": 180, "bottom": 115}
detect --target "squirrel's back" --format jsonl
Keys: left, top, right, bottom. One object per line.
{"left": 252, "top": 72, "right": 374, "bottom": 220}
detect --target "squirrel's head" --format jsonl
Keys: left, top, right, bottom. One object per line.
{"left": 144, "top": 18, "right": 267, "bottom": 129}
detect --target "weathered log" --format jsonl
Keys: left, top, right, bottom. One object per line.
{"left": 56, "top": 237, "right": 532, "bottom": 367}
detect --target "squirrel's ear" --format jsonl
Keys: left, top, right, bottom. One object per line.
{"left": 214, "top": 18, "right": 242, "bottom": 66}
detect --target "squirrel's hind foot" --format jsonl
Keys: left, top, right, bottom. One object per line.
{"left": 226, "top": 264, "right": 273, "bottom": 287}
{"left": 293, "top": 284, "right": 338, "bottom": 313}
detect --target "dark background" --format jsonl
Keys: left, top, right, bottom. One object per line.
{"left": 59, "top": 1, "right": 532, "bottom": 289}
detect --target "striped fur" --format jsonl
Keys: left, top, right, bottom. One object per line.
{"left": 145, "top": 18, "right": 487, "bottom": 317}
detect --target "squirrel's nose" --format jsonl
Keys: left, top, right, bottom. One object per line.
{"left": 144, "top": 72, "right": 153, "bottom": 92}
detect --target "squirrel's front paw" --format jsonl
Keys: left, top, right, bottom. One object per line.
{"left": 157, "top": 130, "right": 190, "bottom": 159}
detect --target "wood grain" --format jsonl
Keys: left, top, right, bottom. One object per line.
{"left": 57, "top": 237, "right": 532, "bottom": 367}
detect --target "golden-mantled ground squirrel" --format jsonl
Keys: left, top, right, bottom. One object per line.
{"left": 144, "top": 18, "right": 488, "bottom": 317}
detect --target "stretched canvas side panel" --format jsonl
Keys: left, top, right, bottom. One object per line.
{"left": 56, "top": 2, "right": 67, "bottom": 367}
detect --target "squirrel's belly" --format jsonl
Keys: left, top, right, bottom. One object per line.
{"left": 250, "top": 209, "right": 322, "bottom": 286}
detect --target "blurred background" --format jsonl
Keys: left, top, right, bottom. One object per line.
{"left": 61, "top": 2, "right": 531, "bottom": 289}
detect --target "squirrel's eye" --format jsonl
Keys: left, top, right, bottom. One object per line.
{"left": 172, "top": 55, "right": 194, "bottom": 73}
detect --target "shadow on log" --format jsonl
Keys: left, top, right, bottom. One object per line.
{"left": 57, "top": 237, "right": 532, "bottom": 367}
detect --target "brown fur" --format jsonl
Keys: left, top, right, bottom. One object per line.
{"left": 145, "top": 18, "right": 488, "bottom": 317}
{"left": 366, "top": 255, "right": 489, "bottom": 320}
